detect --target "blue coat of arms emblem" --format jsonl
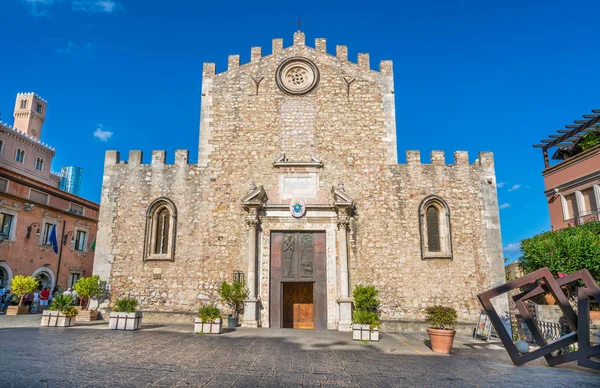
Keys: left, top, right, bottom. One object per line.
{"left": 289, "top": 199, "right": 306, "bottom": 218}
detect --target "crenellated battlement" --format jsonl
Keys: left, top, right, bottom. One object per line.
{"left": 202, "top": 31, "right": 393, "bottom": 76}
{"left": 16, "top": 92, "right": 47, "bottom": 103}
{"left": 104, "top": 150, "right": 191, "bottom": 167}
{"left": 401, "top": 150, "right": 494, "bottom": 167}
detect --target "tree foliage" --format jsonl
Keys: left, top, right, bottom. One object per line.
{"left": 218, "top": 281, "right": 248, "bottom": 318}
{"left": 73, "top": 275, "right": 102, "bottom": 310}
{"left": 11, "top": 275, "right": 38, "bottom": 307}
{"left": 519, "top": 221, "right": 600, "bottom": 281}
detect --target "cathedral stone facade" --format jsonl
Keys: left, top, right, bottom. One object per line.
{"left": 94, "top": 32, "right": 506, "bottom": 331}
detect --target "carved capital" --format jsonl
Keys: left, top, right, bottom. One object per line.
{"left": 246, "top": 216, "right": 260, "bottom": 228}
{"left": 336, "top": 218, "right": 350, "bottom": 230}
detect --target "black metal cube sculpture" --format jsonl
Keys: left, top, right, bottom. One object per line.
{"left": 478, "top": 267, "right": 600, "bottom": 370}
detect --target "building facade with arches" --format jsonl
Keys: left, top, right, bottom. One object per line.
{"left": 94, "top": 32, "right": 507, "bottom": 330}
{"left": 0, "top": 93, "right": 99, "bottom": 293}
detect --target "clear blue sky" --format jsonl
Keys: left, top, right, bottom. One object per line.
{"left": 1, "top": 0, "right": 599, "bottom": 262}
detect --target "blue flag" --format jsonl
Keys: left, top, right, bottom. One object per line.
{"left": 49, "top": 224, "right": 59, "bottom": 254}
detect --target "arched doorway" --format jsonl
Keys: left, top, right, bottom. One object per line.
{"left": 31, "top": 267, "right": 56, "bottom": 291}
{"left": 0, "top": 263, "right": 12, "bottom": 290}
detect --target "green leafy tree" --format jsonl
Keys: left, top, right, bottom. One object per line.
{"left": 519, "top": 221, "right": 600, "bottom": 281}
{"left": 218, "top": 281, "right": 248, "bottom": 318}
{"left": 73, "top": 275, "right": 102, "bottom": 310}
{"left": 11, "top": 275, "right": 38, "bottom": 307}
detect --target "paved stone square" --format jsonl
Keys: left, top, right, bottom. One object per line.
{"left": 0, "top": 315, "right": 599, "bottom": 387}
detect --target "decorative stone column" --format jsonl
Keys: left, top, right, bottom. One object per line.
{"left": 337, "top": 213, "right": 353, "bottom": 332}
{"left": 241, "top": 183, "right": 266, "bottom": 328}
{"left": 332, "top": 183, "right": 354, "bottom": 332}
{"left": 242, "top": 213, "right": 260, "bottom": 327}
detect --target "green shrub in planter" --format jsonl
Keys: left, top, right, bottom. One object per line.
{"left": 49, "top": 294, "right": 78, "bottom": 317}
{"left": 353, "top": 284, "right": 380, "bottom": 311}
{"left": 352, "top": 285, "right": 380, "bottom": 331}
{"left": 113, "top": 298, "right": 138, "bottom": 313}
{"left": 425, "top": 306, "right": 457, "bottom": 330}
{"left": 198, "top": 305, "right": 221, "bottom": 323}
{"left": 352, "top": 309, "right": 380, "bottom": 330}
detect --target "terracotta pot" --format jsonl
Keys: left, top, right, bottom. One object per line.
{"left": 544, "top": 294, "right": 556, "bottom": 305}
{"left": 427, "top": 328, "right": 456, "bottom": 354}
{"left": 590, "top": 311, "right": 600, "bottom": 322}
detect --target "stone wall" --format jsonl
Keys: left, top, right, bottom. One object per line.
{"left": 94, "top": 32, "right": 506, "bottom": 325}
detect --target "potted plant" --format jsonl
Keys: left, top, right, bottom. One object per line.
{"left": 425, "top": 305, "right": 458, "bottom": 354}
{"left": 41, "top": 294, "right": 78, "bottom": 327}
{"left": 73, "top": 275, "right": 103, "bottom": 321}
{"left": 218, "top": 280, "right": 248, "bottom": 328}
{"left": 7, "top": 275, "right": 37, "bottom": 315}
{"left": 351, "top": 285, "right": 380, "bottom": 342}
{"left": 109, "top": 297, "right": 142, "bottom": 330}
{"left": 195, "top": 305, "right": 223, "bottom": 334}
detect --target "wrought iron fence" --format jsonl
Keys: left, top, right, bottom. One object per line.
{"left": 566, "top": 209, "right": 600, "bottom": 227}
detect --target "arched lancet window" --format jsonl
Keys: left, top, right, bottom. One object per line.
{"left": 419, "top": 196, "right": 452, "bottom": 259}
{"left": 144, "top": 198, "right": 177, "bottom": 261}
{"left": 154, "top": 207, "right": 170, "bottom": 254}
{"left": 20, "top": 99, "right": 27, "bottom": 109}
{"left": 0, "top": 140, "right": 4, "bottom": 155}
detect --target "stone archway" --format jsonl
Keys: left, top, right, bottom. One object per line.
{"left": 0, "top": 263, "right": 12, "bottom": 289}
{"left": 31, "top": 267, "right": 56, "bottom": 291}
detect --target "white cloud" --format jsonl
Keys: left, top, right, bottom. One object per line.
{"left": 507, "top": 184, "right": 521, "bottom": 192}
{"left": 499, "top": 203, "right": 510, "bottom": 209}
{"left": 55, "top": 41, "right": 94, "bottom": 56}
{"left": 93, "top": 125, "right": 113, "bottom": 142}
{"left": 503, "top": 243, "right": 520, "bottom": 253}
{"left": 72, "top": 0, "right": 122, "bottom": 13}
{"left": 497, "top": 182, "right": 505, "bottom": 188}
{"left": 22, "top": 0, "right": 123, "bottom": 16}
{"left": 22, "top": 0, "right": 59, "bottom": 17}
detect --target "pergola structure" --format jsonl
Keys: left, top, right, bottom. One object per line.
{"left": 533, "top": 109, "right": 600, "bottom": 168}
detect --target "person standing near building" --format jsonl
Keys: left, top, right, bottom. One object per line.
{"left": 39, "top": 287, "right": 50, "bottom": 311}
{"left": 32, "top": 289, "right": 40, "bottom": 313}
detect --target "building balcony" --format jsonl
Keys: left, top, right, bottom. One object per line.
{"left": 565, "top": 209, "right": 600, "bottom": 227}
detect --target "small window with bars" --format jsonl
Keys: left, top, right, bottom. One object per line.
{"left": 233, "top": 271, "right": 245, "bottom": 283}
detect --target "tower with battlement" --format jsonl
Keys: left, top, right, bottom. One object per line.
{"left": 13, "top": 92, "right": 47, "bottom": 140}
{"left": 95, "top": 32, "right": 507, "bottom": 331}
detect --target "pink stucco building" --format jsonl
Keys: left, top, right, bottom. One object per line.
{"left": 0, "top": 93, "right": 99, "bottom": 292}
{"left": 534, "top": 108, "right": 600, "bottom": 230}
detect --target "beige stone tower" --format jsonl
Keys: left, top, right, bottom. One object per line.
{"left": 13, "top": 92, "right": 47, "bottom": 140}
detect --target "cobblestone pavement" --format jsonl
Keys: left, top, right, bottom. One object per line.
{"left": 0, "top": 315, "right": 599, "bottom": 387}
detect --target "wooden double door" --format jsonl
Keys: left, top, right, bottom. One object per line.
{"left": 270, "top": 232, "right": 327, "bottom": 330}
{"left": 283, "top": 282, "right": 314, "bottom": 329}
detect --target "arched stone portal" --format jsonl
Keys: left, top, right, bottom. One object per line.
{"left": 0, "top": 263, "right": 12, "bottom": 289}
{"left": 31, "top": 267, "right": 56, "bottom": 291}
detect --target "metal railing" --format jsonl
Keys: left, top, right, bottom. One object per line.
{"left": 566, "top": 208, "right": 600, "bottom": 227}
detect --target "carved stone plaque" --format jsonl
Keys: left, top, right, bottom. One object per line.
{"left": 280, "top": 174, "right": 317, "bottom": 199}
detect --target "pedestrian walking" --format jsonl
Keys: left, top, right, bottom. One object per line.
{"left": 39, "top": 287, "right": 50, "bottom": 311}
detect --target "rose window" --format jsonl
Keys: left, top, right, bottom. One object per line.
{"left": 276, "top": 58, "right": 319, "bottom": 95}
